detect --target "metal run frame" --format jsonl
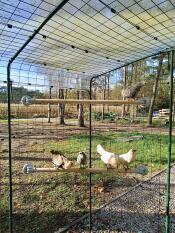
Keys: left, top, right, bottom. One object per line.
{"left": 6, "top": 0, "right": 174, "bottom": 232}
{"left": 89, "top": 51, "right": 174, "bottom": 233}
{"left": 7, "top": 1, "right": 70, "bottom": 232}
{"left": 165, "top": 50, "right": 174, "bottom": 233}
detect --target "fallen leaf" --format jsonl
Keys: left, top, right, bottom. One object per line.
{"left": 38, "top": 207, "right": 44, "bottom": 214}
{"left": 98, "top": 187, "right": 104, "bottom": 193}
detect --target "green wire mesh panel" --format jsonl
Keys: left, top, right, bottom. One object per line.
{"left": 0, "top": 61, "right": 9, "bottom": 232}
{"left": 1, "top": 52, "right": 175, "bottom": 233}
{"left": 1, "top": 0, "right": 175, "bottom": 75}
{"left": 1, "top": 60, "right": 92, "bottom": 232}
{"left": 1, "top": 0, "right": 175, "bottom": 232}
{"left": 90, "top": 64, "right": 165, "bottom": 232}
{"left": 67, "top": 55, "right": 175, "bottom": 232}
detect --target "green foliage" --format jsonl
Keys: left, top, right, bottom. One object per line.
{"left": 46, "top": 131, "right": 173, "bottom": 170}
{"left": 110, "top": 85, "right": 122, "bottom": 99}
{"left": 1, "top": 131, "right": 173, "bottom": 232}
{"left": 0, "top": 113, "right": 8, "bottom": 120}
{"left": 85, "top": 111, "right": 116, "bottom": 121}
{"left": 0, "top": 86, "right": 44, "bottom": 103}
{"left": 156, "top": 84, "right": 169, "bottom": 109}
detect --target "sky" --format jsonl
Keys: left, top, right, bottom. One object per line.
{"left": 0, "top": 58, "right": 93, "bottom": 92}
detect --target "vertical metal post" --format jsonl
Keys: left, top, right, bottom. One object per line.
{"left": 165, "top": 50, "right": 174, "bottom": 233}
{"left": 10, "top": 81, "right": 13, "bottom": 101}
{"left": 7, "top": 62, "right": 13, "bottom": 233}
{"left": 5, "top": 2, "right": 70, "bottom": 232}
{"left": 89, "top": 77, "right": 94, "bottom": 232}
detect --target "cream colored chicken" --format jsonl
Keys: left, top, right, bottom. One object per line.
{"left": 118, "top": 149, "right": 137, "bottom": 169}
{"left": 97, "top": 144, "right": 136, "bottom": 169}
{"left": 97, "top": 144, "right": 120, "bottom": 169}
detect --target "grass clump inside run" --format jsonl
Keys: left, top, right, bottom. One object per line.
{"left": 1, "top": 131, "right": 174, "bottom": 233}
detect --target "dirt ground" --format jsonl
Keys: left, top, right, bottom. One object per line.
{"left": 0, "top": 119, "right": 172, "bottom": 233}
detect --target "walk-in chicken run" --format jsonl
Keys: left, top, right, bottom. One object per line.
{"left": 1, "top": 0, "right": 175, "bottom": 233}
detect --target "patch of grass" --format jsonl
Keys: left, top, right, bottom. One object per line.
{"left": 45, "top": 131, "right": 172, "bottom": 171}
{"left": 0, "top": 194, "right": 9, "bottom": 232}
{"left": 1, "top": 130, "right": 174, "bottom": 233}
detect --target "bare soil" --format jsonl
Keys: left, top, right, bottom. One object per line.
{"left": 0, "top": 119, "right": 171, "bottom": 233}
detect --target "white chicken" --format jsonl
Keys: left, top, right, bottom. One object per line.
{"left": 118, "top": 148, "right": 136, "bottom": 169}
{"left": 97, "top": 145, "right": 136, "bottom": 170}
{"left": 97, "top": 144, "right": 120, "bottom": 169}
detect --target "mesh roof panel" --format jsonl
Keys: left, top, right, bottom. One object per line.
{"left": 0, "top": 0, "right": 175, "bottom": 75}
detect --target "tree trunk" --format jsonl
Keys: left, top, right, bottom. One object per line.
{"left": 48, "top": 87, "right": 52, "bottom": 123}
{"left": 48, "top": 103, "right": 51, "bottom": 123}
{"left": 130, "top": 64, "right": 138, "bottom": 123}
{"left": 147, "top": 54, "right": 164, "bottom": 126}
{"left": 122, "top": 67, "right": 127, "bottom": 117}
{"left": 58, "top": 89, "right": 65, "bottom": 125}
{"left": 102, "top": 75, "right": 106, "bottom": 121}
{"left": 78, "top": 103, "right": 85, "bottom": 127}
{"left": 77, "top": 90, "right": 79, "bottom": 112}
{"left": 107, "top": 73, "right": 110, "bottom": 112}
{"left": 128, "top": 64, "right": 135, "bottom": 122}
{"left": 78, "top": 89, "right": 85, "bottom": 127}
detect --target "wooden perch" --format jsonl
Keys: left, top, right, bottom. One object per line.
{"left": 23, "top": 164, "right": 148, "bottom": 175}
{"left": 21, "top": 96, "right": 140, "bottom": 106}
{"left": 34, "top": 99, "right": 139, "bottom": 105}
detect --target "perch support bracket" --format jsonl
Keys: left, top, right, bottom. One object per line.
{"left": 23, "top": 163, "right": 36, "bottom": 174}
{"left": 21, "top": 96, "right": 33, "bottom": 105}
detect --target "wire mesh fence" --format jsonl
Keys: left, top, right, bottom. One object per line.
{"left": 1, "top": 53, "right": 175, "bottom": 232}
{"left": 1, "top": 0, "right": 175, "bottom": 232}
{"left": 0, "top": 60, "right": 92, "bottom": 232}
